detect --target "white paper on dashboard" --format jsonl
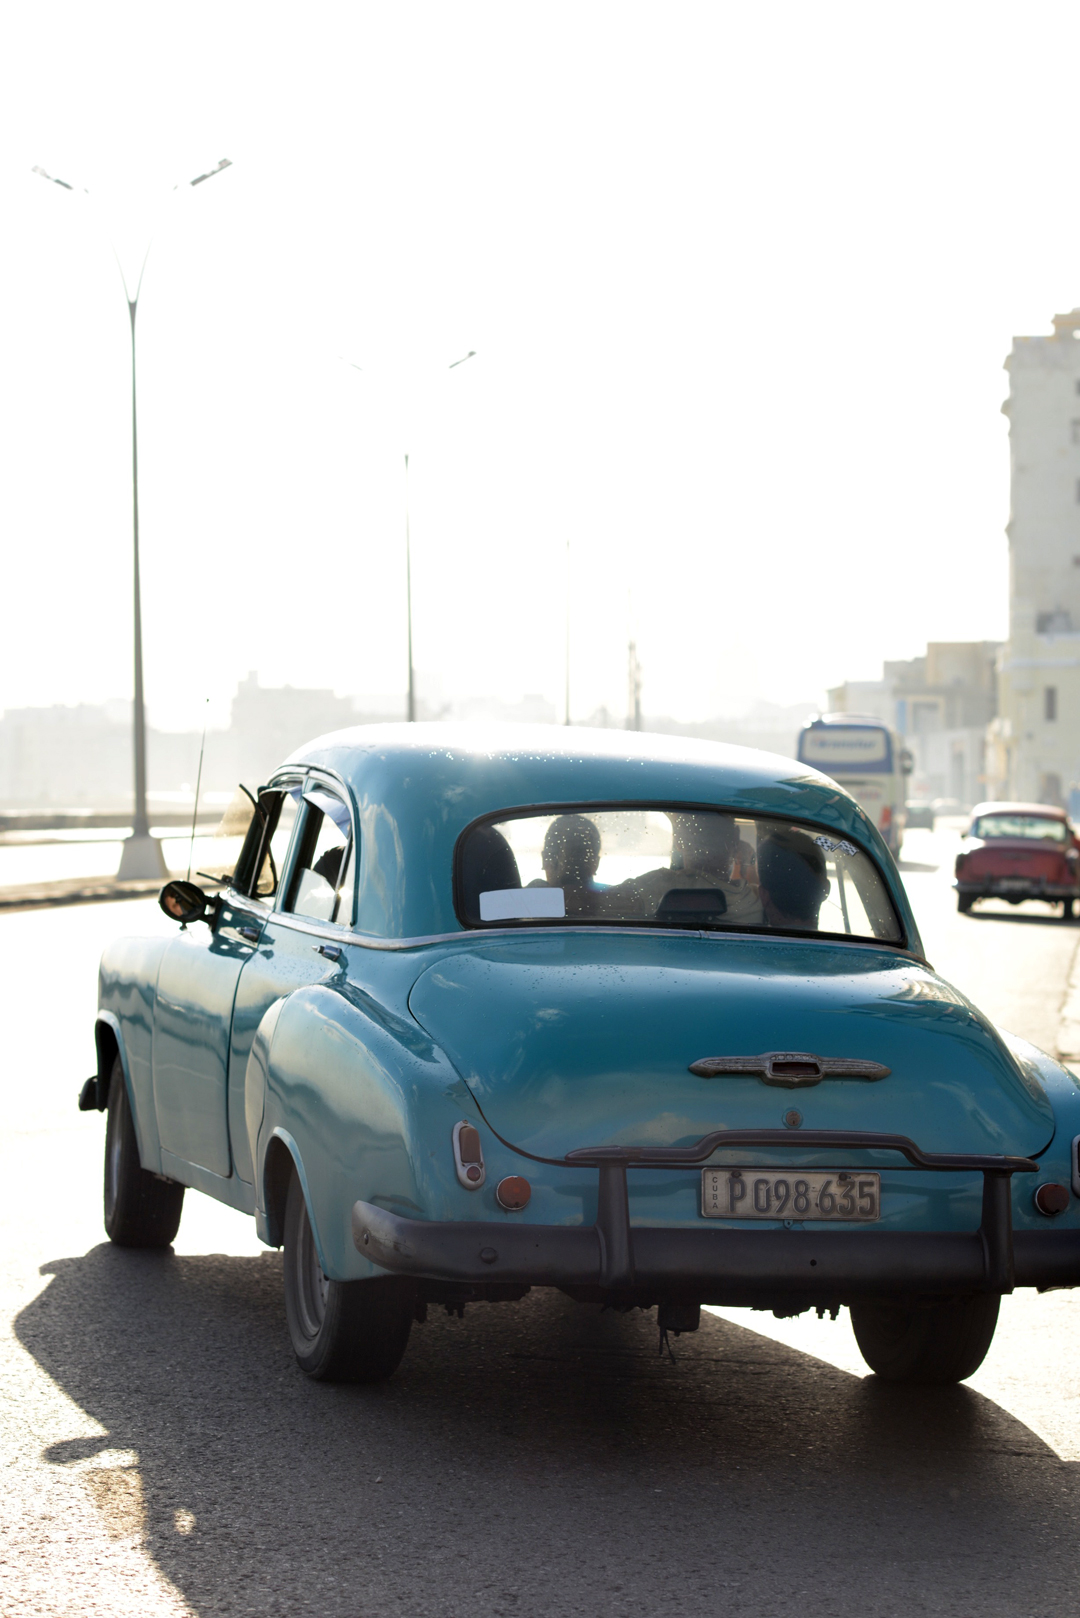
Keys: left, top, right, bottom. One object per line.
{"left": 479, "top": 887, "right": 566, "bottom": 921}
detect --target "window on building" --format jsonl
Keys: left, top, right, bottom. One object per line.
{"left": 1073, "top": 556, "right": 1080, "bottom": 568}
{"left": 1074, "top": 478, "right": 1080, "bottom": 502}
{"left": 1072, "top": 420, "right": 1080, "bottom": 444}
{"left": 1045, "top": 686, "right": 1058, "bottom": 722}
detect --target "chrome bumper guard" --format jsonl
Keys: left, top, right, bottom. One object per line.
{"left": 353, "top": 1128, "right": 1055, "bottom": 1299}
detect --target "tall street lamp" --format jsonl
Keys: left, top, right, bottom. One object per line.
{"left": 346, "top": 351, "right": 476, "bottom": 722}
{"left": 33, "top": 159, "right": 232, "bottom": 878}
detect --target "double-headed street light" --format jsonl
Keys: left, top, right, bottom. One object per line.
{"left": 33, "top": 159, "right": 232, "bottom": 878}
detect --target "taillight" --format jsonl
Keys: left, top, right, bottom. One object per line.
{"left": 452, "top": 1121, "right": 485, "bottom": 1189}
{"left": 879, "top": 806, "right": 892, "bottom": 831}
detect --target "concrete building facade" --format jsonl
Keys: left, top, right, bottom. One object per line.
{"left": 827, "top": 642, "right": 999, "bottom": 807}
{"left": 995, "top": 309, "right": 1080, "bottom": 806}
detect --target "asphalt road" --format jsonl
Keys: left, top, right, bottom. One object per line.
{"left": 3, "top": 824, "right": 1080, "bottom": 1617}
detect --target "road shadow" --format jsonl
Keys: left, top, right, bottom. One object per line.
{"left": 962, "top": 906, "right": 1076, "bottom": 927}
{"left": 17, "top": 1244, "right": 1080, "bottom": 1618}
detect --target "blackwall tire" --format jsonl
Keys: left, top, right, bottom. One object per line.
{"left": 850, "top": 1293, "right": 1000, "bottom": 1385}
{"left": 103, "top": 1056, "right": 184, "bottom": 1247}
{"left": 957, "top": 894, "right": 973, "bottom": 914}
{"left": 282, "top": 1170, "right": 414, "bottom": 1383}
{"left": 1063, "top": 899, "right": 1075, "bottom": 920}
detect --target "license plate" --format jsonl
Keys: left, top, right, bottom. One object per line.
{"left": 701, "top": 1168, "right": 880, "bottom": 1221}
{"left": 996, "top": 878, "right": 1030, "bottom": 890}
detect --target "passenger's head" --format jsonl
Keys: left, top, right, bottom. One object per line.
{"left": 543, "top": 814, "right": 602, "bottom": 887}
{"left": 670, "top": 813, "right": 739, "bottom": 878}
{"left": 757, "top": 829, "right": 829, "bottom": 929}
{"left": 462, "top": 824, "right": 521, "bottom": 914}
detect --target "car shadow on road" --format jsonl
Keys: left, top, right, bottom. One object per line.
{"left": 963, "top": 907, "right": 1076, "bottom": 927}
{"left": 18, "top": 1244, "right": 1080, "bottom": 1618}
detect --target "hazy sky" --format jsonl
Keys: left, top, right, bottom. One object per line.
{"left": 3, "top": 3, "right": 1080, "bottom": 731}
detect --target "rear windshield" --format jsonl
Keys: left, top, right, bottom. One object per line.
{"left": 971, "top": 814, "right": 1068, "bottom": 843}
{"left": 457, "top": 808, "right": 902, "bottom": 943}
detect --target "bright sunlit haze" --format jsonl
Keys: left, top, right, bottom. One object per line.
{"left": 2, "top": 3, "right": 1077, "bottom": 734}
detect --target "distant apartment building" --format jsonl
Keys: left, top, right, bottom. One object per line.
{"left": 994, "top": 309, "right": 1080, "bottom": 805}
{"left": 828, "top": 641, "right": 999, "bottom": 806}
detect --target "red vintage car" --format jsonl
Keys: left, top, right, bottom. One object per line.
{"left": 954, "top": 800, "right": 1080, "bottom": 917}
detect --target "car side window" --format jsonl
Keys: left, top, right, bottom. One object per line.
{"left": 242, "top": 788, "right": 301, "bottom": 899}
{"left": 283, "top": 787, "right": 354, "bottom": 924}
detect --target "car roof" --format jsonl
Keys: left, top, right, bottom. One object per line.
{"left": 277, "top": 722, "right": 919, "bottom": 945}
{"left": 969, "top": 800, "right": 1068, "bottom": 819}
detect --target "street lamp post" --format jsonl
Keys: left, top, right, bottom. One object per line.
{"left": 33, "top": 159, "right": 232, "bottom": 878}
{"left": 346, "top": 352, "right": 476, "bottom": 723}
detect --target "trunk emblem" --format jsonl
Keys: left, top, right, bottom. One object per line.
{"left": 689, "top": 1051, "right": 891, "bottom": 1088}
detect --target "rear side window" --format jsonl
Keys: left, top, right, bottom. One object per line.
{"left": 282, "top": 787, "right": 354, "bottom": 924}
{"left": 456, "top": 807, "right": 902, "bottom": 944}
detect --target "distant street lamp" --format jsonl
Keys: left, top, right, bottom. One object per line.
{"left": 346, "top": 351, "right": 476, "bottom": 722}
{"left": 33, "top": 158, "right": 232, "bottom": 878}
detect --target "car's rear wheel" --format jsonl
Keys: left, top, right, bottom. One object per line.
{"left": 103, "top": 1056, "right": 185, "bottom": 1247}
{"left": 957, "top": 894, "right": 974, "bottom": 914}
{"left": 849, "top": 1293, "right": 999, "bottom": 1384}
{"left": 282, "top": 1170, "right": 414, "bottom": 1383}
{"left": 1063, "top": 898, "right": 1075, "bottom": 920}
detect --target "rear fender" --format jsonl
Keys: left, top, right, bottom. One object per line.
{"left": 254, "top": 981, "right": 473, "bottom": 1280}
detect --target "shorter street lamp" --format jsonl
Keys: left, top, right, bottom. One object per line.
{"left": 346, "top": 351, "right": 476, "bottom": 722}
{"left": 34, "top": 159, "right": 232, "bottom": 879}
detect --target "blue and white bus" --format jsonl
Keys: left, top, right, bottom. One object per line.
{"left": 796, "top": 715, "right": 912, "bottom": 857}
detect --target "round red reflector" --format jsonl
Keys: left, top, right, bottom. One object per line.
{"left": 496, "top": 1175, "right": 531, "bottom": 1211}
{"left": 1034, "top": 1182, "right": 1070, "bottom": 1216}
{"left": 465, "top": 1165, "right": 482, "bottom": 1183}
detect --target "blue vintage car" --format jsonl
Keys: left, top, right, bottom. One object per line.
{"left": 83, "top": 724, "right": 1080, "bottom": 1387}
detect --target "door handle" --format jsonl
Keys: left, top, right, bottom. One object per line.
{"left": 315, "top": 943, "right": 342, "bottom": 962}
{"left": 238, "top": 925, "right": 261, "bottom": 944}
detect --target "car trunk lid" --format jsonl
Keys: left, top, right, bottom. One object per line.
{"left": 407, "top": 931, "right": 1054, "bottom": 1160}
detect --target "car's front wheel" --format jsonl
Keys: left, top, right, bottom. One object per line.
{"left": 849, "top": 1293, "right": 999, "bottom": 1384}
{"left": 282, "top": 1170, "right": 414, "bottom": 1383}
{"left": 103, "top": 1056, "right": 185, "bottom": 1247}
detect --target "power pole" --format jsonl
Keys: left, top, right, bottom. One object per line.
{"left": 627, "top": 639, "right": 642, "bottom": 731}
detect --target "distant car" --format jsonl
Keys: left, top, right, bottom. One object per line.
{"left": 903, "top": 801, "right": 935, "bottom": 830}
{"left": 83, "top": 727, "right": 1080, "bottom": 1390}
{"left": 955, "top": 800, "right": 1080, "bottom": 917}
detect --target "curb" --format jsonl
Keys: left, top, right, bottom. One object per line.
{"left": 0, "top": 876, "right": 170, "bottom": 915}
{"left": 1057, "top": 934, "right": 1080, "bottom": 1068}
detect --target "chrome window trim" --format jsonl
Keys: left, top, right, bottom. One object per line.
{"left": 240, "top": 914, "right": 927, "bottom": 964}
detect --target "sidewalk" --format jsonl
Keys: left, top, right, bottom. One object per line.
{"left": 1057, "top": 936, "right": 1080, "bottom": 1073}
{"left": 0, "top": 875, "right": 168, "bottom": 914}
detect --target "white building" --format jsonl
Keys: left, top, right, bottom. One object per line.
{"left": 996, "top": 309, "right": 1080, "bottom": 807}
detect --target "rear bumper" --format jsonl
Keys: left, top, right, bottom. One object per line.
{"left": 352, "top": 1202, "right": 1080, "bottom": 1301}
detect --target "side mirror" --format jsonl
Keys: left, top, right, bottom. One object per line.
{"left": 159, "top": 879, "right": 213, "bottom": 925}
{"left": 900, "top": 749, "right": 915, "bottom": 776}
